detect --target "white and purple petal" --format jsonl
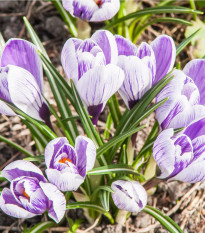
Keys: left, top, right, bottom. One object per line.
{"left": 117, "top": 55, "right": 152, "bottom": 109}
{"left": 91, "top": 30, "right": 118, "bottom": 64}
{"left": 45, "top": 168, "right": 84, "bottom": 192}
{"left": 75, "top": 64, "right": 124, "bottom": 124}
{"left": 151, "top": 35, "right": 176, "bottom": 84}
{"left": 0, "top": 188, "right": 36, "bottom": 219}
{"left": 184, "top": 118, "right": 205, "bottom": 140}
{"left": 111, "top": 180, "right": 147, "bottom": 213}
{"left": 183, "top": 59, "right": 205, "bottom": 105}
{"left": 1, "top": 160, "right": 46, "bottom": 182}
{"left": 75, "top": 136, "right": 96, "bottom": 176}
{"left": 137, "top": 42, "right": 156, "bottom": 82}
{"left": 1, "top": 39, "right": 43, "bottom": 92}
{"left": 7, "top": 65, "right": 50, "bottom": 125}
{"left": 91, "top": 0, "right": 120, "bottom": 22}
{"left": 115, "top": 35, "right": 137, "bottom": 56}
{"left": 40, "top": 182, "right": 66, "bottom": 223}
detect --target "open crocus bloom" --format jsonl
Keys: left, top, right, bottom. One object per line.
{"left": 61, "top": 30, "right": 124, "bottom": 124}
{"left": 62, "top": 0, "right": 120, "bottom": 22}
{"left": 45, "top": 136, "right": 96, "bottom": 191}
{"left": 0, "top": 160, "right": 66, "bottom": 223}
{"left": 114, "top": 34, "right": 176, "bottom": 109}
{"left": 153, "top": 118, "right": 205, "bottom": 183}
{"left": 0, "top": 39, "right": 51, "bottom": 126}
{"left": 156, "top": 62, "right": 205, "bottom": 130}
{"left": 111, "top": 180, "right": 147, "bottom": 213}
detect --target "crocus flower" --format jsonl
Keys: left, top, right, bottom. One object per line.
{"left": 0, "top": 160, "right": 66, "bottom": 223}
{"left": 62, "top": 0, "right": 120, "bottom": 22}
{"left": 45, "top": 136, "right": 96, "bottom": 191}
{"left": 156, "top": 60, "right": 205, "bottom": 130}
{"left": 0, "top": 39, "right": 51, "bottom": 126}
{"left": 153, "top": 118, "right": 205, "bottom": 183}
{"left": 114, "top": 34, "right": 176, "bottom": 109}
{"left": 61, "top": 30, "right": 124, "bottom": 124}
{"left": 111, "top": 180, "right": 147, "bottom": 212}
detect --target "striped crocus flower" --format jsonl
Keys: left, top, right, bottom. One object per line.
{"left": 62, "top": 0, "right": 120, "bottom": 22}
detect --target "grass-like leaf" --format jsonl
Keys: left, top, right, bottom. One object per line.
{"left": 144, "top": 205, "right": 184, "bottom": 233}
{"left": 87, "top": 164, "right": 145, "bottom": 180}
{"left": 176, "top": 28, "right": 200, "bottom": 55}
{"left": 105, "top": 6, "right": 203, "bottom": 29}
{"left": 97, "top": 124, "right": 146, "bottom": 159}
{"left": 26, "top": 221, "right": 56, "bottom": 233}
{"left": 99, "top": 190, "right": 110, "bottom": 212}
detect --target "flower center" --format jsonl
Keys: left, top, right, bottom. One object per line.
{"left": 59, "top": 158, "right": 72, "bottom": 164}
{"left": 95, "top": 0, "right": 103, "bottom": 7}
{"left": 23, "top": 189, "right": 29, "bottom": 199}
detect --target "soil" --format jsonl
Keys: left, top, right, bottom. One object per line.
{"left": 0, "top": 0, "right": 205, "bottom": 232}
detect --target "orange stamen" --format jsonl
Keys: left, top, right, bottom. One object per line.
{"left": 23, "top": 189, "right": 29, "bottom": 199}
{"left": 59, "top": 158, "right": 72, "bottom": 164}
{"left": 95, "top": 0, "right": 102, "bottom": 7}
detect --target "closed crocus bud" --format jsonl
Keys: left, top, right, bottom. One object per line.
{"left": 111, "top": 180, "right": 147, "bottom": 213}
{"left": 153, "top": 118, "right": 205, "bottom": 183}
{"left": 0, "top": 161, "right": 66, "bottom": 223}
{"left": 0, "top": 39, "right": 51, "bottom": 126}
{"left": 62, "top": 0, "right": 120, "bottom": 22}
{"left": 45, "top": 136, "right": 96, "bottom": 191}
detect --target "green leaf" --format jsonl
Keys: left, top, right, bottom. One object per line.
{"left": 107, "top": 94, "right": 121, "bottom": 128}
{"left": 143, "top": 205, "right": 184, "bottom": 233}
{"left": 0, "top": 134, "right": 34, "bottom": 158}
{"left": 91, "top": 185, "right": 113, "bottom": 202}
{"left": 99, "top": 190, "right": 110, "bottom": 212}
{"left": 67, "top": 202, "right": 114, "bottom": 223}
{"left": 26, "top": 221, "right": 56, "bottom": 233}
{"left": 103, "top": 112, "right": 113, "bottom": 140}
{"left": 23, "top": 155, "right": 44, "bottom": 162}
{"left": 97, "top": 124, "right": 146, "bottom": 159}
{"left": 87, "top": 164, "right": 145, "bottom": 179}
{"left": 105, "top": 6, "right": 202, "bottom": 29}
{"left": 176, "top": 28, "right": 200, "bottom": 55}
{"left": 51, "top": 0, "right": 77, "bottom": 37}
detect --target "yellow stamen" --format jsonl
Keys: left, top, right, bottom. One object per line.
{"left": 95, "top": 0, "right": 102, "bottom": 7}
{"left": 23, "top": 189, "right": 29, "bottom": 199}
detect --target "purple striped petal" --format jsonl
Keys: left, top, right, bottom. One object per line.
{"left": 156, "top": 70, "right": 203, "bottom": 130}
{"left": 62, "top": 0, "right": 97, "bottom": 21}
{"left": 153, "top": 129, "right": 177, "bottom": 179}
{"left": 0, "top": 67, "right": 15, "bottom": 116}
{"left": 151, "top": 35, "right": 176, "bottom": 84}
{"left": 91, "top": 0, "right": 120, "bottom": 22}
{"left": 137, "top": 42, "right": 156, "bottom": 82}
{"left": 40, "top": 182, "right": 66, "bottom": 223}
{"left": 75, "top": 136, "right": 96, "bottom": 176}
{"left": 7, "top": 65, "right": 50, "bottom": 125}
{"left": 45, "top": 168, "right": 84, "bottom": 192}
{"left": 115, "top": 35, "right": 138, "bottom": 56}
{"left": 1, "top": 39, "right": 43, "bottom": 92}
{"left": 183, "top": 59, "right": 205, "bottom": 105}
{"left": 169, "top": 160, "right": 205, "bottom": 183}
{"left": 111, "top": 180, "right": 147, "bottom": 213}
{"left": 91, "top": 30, "right": 118, "bottom": 64}
{"left": 61, "top": 38, "right": 83, "bottom": 81}
{"left": 117, "top": 55, "right": 152, "bottom": 109}
{"left": 1, "top": 160, "right": 46, "bottom": 182}
{"left": 184, "top": 118, "right": 205, "bottom": 140}
{"left": 0, "top": 188, "right": 36, "bottom": 219}
{"left": 61, "top": 38, "right": 105, "bottom": 81}
{"left": 75, "top": 64, "right": 124, "bottom": 122}
{"left": 62, "top": 0, "right": 120, "bottom": 22}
